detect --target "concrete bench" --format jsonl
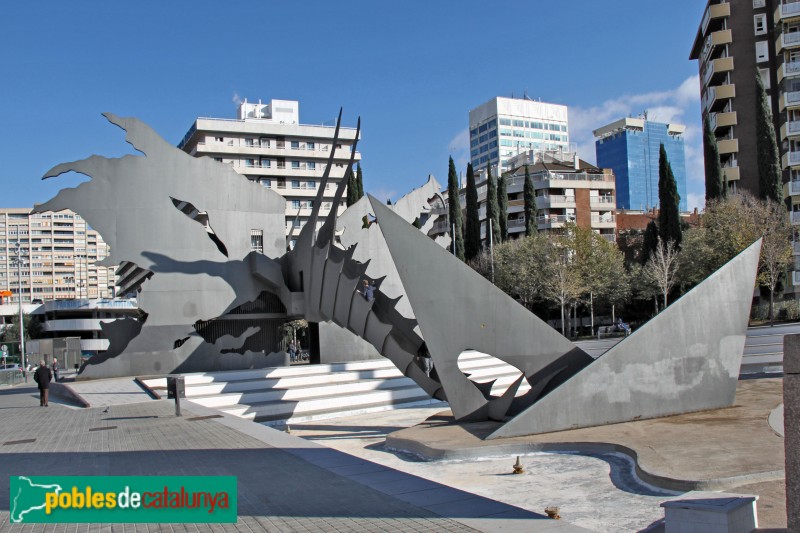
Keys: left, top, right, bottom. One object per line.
{"left": 660, "top": 491, "right": 758, "bottom": 533}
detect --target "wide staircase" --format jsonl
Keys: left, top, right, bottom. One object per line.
{"left": 140, "top": 351, "right": 529, "bottom": 426}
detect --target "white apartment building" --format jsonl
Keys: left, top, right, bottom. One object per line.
{"left": 178, "top": 98, "right": 361, "bottom": 248}
{"left": 469, "top": 96, "right": 571, "bottom": 174}
{"left": 0, "top": 208, "right": 115, "bottom": 304}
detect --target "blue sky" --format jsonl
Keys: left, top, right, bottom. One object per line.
{"left": 0, "top": 1, "right": 706, "bottom": 211}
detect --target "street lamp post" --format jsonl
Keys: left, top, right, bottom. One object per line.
{"left": 13, "top": 241, "right": 27, "bottom": 379}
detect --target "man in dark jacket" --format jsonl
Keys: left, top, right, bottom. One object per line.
{"left": 33, "top": 360, "right": 52, "bottom": 407}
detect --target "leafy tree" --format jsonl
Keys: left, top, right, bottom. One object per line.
{"left": 1, "top": 313, "right": 44, "bottom": 346}
{"left": 756, "top": 72, "right": 783, "bottom": 203}
{"left": 658, "top": 144, "right": 682, "bottom": 248}
{"left": 573, "top": 226, "right": 630, "bottom": 332}
{"left": 641, "top": 220, "right": 659, "bottom": 264}
{"left": 355, "top": 162, "right": 365, "bottom": 199}
{"left": 541, "top": 226, "right": 587, "bottom": 337}
{"left": 523, "top": 166, "right": 535, "bottom": 237}
{"left": 757, "top": 199, "right": 793, "bottom": 320}
{"left": 485, "top": 165, "right": 500, "bottom": 247}
{"left": 497, "top": 174, "right": 508, "bottom": 242}
{"left": 703, "top": 114, "right": 724, "bottom": 202}
{"left": 447, "top": 157, "right": 465, "bottom": 261}
{"left": 464, "top": 163, "right": 481, "bottom": 261}
{"left": 643, "top": 238, "right": 680, "bottom": 308}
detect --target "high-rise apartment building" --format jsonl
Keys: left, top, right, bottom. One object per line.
{"left": 689, "top": 0, "right": 781, "bottom": 197}
{"left": 468, "top": 96, "right": 570, "bottom": 174}
{"left": 594, "top": 117, "right": 688, "bottom": 212}
{"left": 0, "top": 208, "right": 115, "bottom": 303}
{"left": 178, "top": 98, "right": 361, "bottom": 248}
{"left": 690, "top": 0, "right": 800, "bottom": 289}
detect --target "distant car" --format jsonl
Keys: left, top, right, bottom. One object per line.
{"left": 0, "top": 363, "right": 20, "bottom": 371}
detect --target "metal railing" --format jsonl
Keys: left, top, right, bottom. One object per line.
{"left": 0, "top": 369, "right": 25, "bottom": 386}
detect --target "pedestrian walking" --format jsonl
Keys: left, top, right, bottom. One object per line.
{"left": 33, "top": 360, "right": 52, "bottom": 407}
{"left": 288, "top": 339, "right": 297, "bottom": 362}
{"left": 52, "top": 357, "right": 60, "bottom": 382}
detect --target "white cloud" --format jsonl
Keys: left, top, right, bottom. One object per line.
{"left": 369, "top": 187, "right": 398, "bottom": 205}
{"left": 447, "top": 128, "right": 470, "bottom": 172}
{"left": 569, "top": 75, "right": 704, "bottom": 210}
{"left": 232, "top": 92, "right": 243, "bottom": 106}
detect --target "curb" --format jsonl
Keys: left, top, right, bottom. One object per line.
{"left": 49, "top": 382, "right": 91, "bottom": 408}
{"left": 384, "top": 435, "right": 786, "bottom": 493}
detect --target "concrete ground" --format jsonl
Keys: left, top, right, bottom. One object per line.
{"left": 376, "top": 378, "right": 788, "bottom": 530}
{"left": 0, "top": 384, "right": 588, "bottom": 533}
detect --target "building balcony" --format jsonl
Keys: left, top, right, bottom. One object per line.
{"left": 507, "top": 198, "right": 525, "bottom": 213}
{"left": 778, "top": 30, "right": 800, "bottom": 53}
{"left": 716, "top": 138, "right": 739, "bottom": 155}
{"left": 704, "top": 84, "right": 736, "bottom": 112}
{"left": 779, "top": 60, "right": 800, "bottom": 83}
{"left": 784, "top": 151, "right": 800, "bottom": 168}
{"left": 786, "top": 180, "right": 800, "bottom": 197}
{"left": 590, "top": 196, "right": 616, "bottom": 208}
{"left": 703, "top": 57, "right": 734, "bottom": 87}
{"left": 710, "top": 111, "right": 737, "bottom": 131}
{"left": 782, "top": 90, "right": 800, "bottom": 112}
{"left": 782, "top": 120, "right": 800, "bottom": 140}
{"left": 508, "top": 218, "right": 527, "bottom": 232}
{"left": 776, "top": 1, "right": 800, "bottom": 23}
{"left": 590, "top": 214, "right": 616, "bottom": 228}
{"left": 536, "top": 214, "right": 571, "bottom": 228}
{"left": 701, "top": 29, "right": 733, "bottom": 62}
{"left": 722, "top": 165, "right": 740, "bottom": 182}
{"left": 535, "top": 195, "right": 576, "bottom": 209}
{"left": 702, "top": 2, "right": 730, "bottom": 36}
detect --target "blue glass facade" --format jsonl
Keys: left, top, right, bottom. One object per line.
{"left": 595, "top": 121, "right": 687, "bottom": 212}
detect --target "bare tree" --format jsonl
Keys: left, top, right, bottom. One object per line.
{"left": 643, "top": 239, "right": 680, "bottom": 308}
{"left": 756, "top": 200, "right": 793, "bottom": 321}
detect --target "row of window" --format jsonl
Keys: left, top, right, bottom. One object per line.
{"left": 498, "top": 118, "right": 567, "bottom": 132}
{"left": 242, "top": 159, "right": 318, "bottom": 170}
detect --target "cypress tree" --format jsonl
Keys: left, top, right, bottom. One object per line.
{"left": 485, "top": 165, "right": 500, "bottom": 247}
{"left": 703, "top": 114, "right": 724, "bottom": 202}
{"left": 756, "top": 72, "right": 783, "bottom": 203}
{"left": 523, "top": 166, "right": 535, "bottom": 237}
{"left": 464, "top": 163, "right": 481, "bottom": 261}
{"left": 657, "top": 144, "right": 682, "bottom": 248}
{"left": 447, "top": 156, "right": 465, "bottom": 261}
{"left": 497, "top": 173, "right": 508, "bottom": 242}
{"left": 346, "top": 170, "right": 358, "bottom": 206}
{"left": 641, "top": 220, "right": 659, "bottom": 264}
{"left": 356, "top": 162, "right": 365, "bottom": 199}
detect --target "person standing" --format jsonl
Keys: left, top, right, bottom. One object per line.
{"left": 52, "top": 357, "right": 60, "bottom": 383}
{"left": 288, "top": 339, "right": 297, "bottom": 363}
{"left": 33, "top": 360, "right": 52, "bottom": 407}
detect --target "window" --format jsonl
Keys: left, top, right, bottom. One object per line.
{"left": 753, "top": 0, "right": 765, "bottom": 8}
{"left": 307, "top": 180, "right": 316, "bottom": 188}
{"left": 291, "top": 141, "right": 300, "bottom": 149}
{"left": 245, "top": 159, "right": 255, "bottom": 167}
{"left": 754, "top": 14, "right": 767, "bottom": 35}
{"left": 214, "top": 137, "right": 223, "bottom": 142}
{"left": 307, "top": 142, "right": 315, "bottom": 150}
{"left": 759, "top": 68, "right": 771, "bottom": 89}
{"left": 755, "top": 41, "right": 768, "bottom": 63}
{"left": 512, "top": 120, "right": 524, "bottom": 127}
{"left": 261, "top": 179, "right": 271, "bottom": 188}
{"left": 245, "top": 139, "right": 254, "bottom": 147}
{"left": 499, "top": 118, "right": 511, "bottom": 126}
{"left": 291, "top": 180, "right": 300, "bottom": 189}
{"left": 479, "top": 123, "right": 488, "bottom": 133}
{"left": 214, "top": 157, "right": 223, "bottom": 162}
{"left": 291, "top": 161, "right": 300, "bottom": 169}
{"left": 308, "top": 162, "right": 315, "bottom": 170}
{"left": 250, "top": 230, "right": 263, "bottom": 254}
{"left": 260, "top": 158, "right": 271, "bottom": 168}
{"left": 292, "top": 200, "right": 301, "bottom": 209}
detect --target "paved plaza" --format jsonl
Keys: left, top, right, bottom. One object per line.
{"left": 0, "top": 375, "right": 791, "bottom": 531}
{"left": 0, "top": 383, "right": 588, "bottom": 532}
